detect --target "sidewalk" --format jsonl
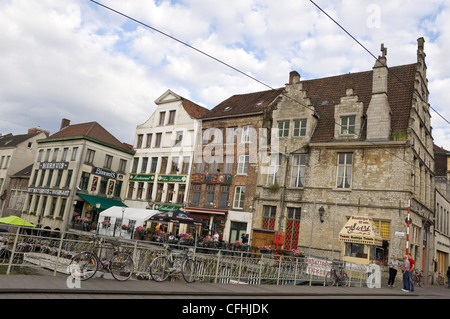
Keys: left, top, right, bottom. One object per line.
{"left": 1, "top": 274, "right": 449, "bottom": 299}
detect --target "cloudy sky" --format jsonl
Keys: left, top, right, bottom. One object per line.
{"left": 1, "top": 0, "right": 450, "bottom": 150}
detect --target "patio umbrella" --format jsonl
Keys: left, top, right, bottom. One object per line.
{"left": 0, "top": 216, "right": 36, "bottom": 227}
{"left": 149, "top": 210, "right": 203, "bottom": 226}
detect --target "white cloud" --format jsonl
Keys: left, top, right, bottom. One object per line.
{"left": 0, "top": 0, "right": 449, "bottom": 151}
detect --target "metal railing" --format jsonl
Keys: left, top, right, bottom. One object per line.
{"left": 0, "top": 227, "right": 372, "bottom": 287}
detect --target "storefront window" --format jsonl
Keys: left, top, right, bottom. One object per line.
{"left": 345, "top": 243, "right": 367, "bottom": 259}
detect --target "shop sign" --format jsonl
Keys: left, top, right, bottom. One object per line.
{"left": 157, "top": 175, "right": 187, "bottom": 183}
{"left": 154, "top": 203, "right": 183, "bottom": 212}
{"left": 191, "top": 173, "right": 232, "bottom": 184}
{"left": 129, "top": 174, "right": 155, "bottom": 182}
{"left": 39, "top": 162, "right": 69, "bottom": 170}
{"left": 92, "top": 167, "right": 117, "bottom": 179}
{"left": 27, "top": 187, "right": 70, "bottom": 197}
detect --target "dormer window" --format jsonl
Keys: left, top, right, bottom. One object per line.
{"left": 340, "top": 116, "right": 356, "bottom": 135}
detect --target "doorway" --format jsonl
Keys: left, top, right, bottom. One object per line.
{"left": 229, "top": 221, "right": 247, "bottom": 243}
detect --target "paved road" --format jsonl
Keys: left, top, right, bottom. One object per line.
{"left": 1, "top": 274, "right": 449, "bottom": 299}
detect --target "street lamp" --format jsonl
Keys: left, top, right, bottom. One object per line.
{"left": 318, "top": 206, "right": 325, "bottom": 223}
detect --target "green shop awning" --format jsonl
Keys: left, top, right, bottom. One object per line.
{"left": 77, "top": 193, "right": 127, "bottom": 211}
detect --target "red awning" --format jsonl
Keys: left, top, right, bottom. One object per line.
{"left": 184, "top": 207, "right": 227, "bottom": 215}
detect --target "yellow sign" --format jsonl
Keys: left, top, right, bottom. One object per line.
{"left": 339, "top": 216, "right": 382, "bottom": 246}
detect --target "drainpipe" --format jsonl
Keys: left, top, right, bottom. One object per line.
{"left": 274, "top": 144, "right": 307, "bottom": 232}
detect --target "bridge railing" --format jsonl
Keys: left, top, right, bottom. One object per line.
{"left": 0, "top": 227, "right": 371, "bottom": 287}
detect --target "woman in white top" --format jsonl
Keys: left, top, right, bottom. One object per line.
{"left": 387, "top": 255, "right": 400, "bottom": 287}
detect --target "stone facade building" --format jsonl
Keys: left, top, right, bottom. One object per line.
{"left": 253, "top": 38, "right": 434, "bottom": 278}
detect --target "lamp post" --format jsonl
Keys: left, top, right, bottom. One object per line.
{"left": 120, "top": 206, "right": 125, "bottom": 237}
{"left": 318, "top": 206, "right": 325, "bottom": 223}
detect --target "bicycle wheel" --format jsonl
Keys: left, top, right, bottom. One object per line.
{"left": 339, "top": 272, "right": 349, "bottom": 287}
{"left": 325, "top": 271, "right": 336, "bottom": 286}
{"left": 413, "top": 275, "right": 421, "bottom": 287}
{"left": 150, "top": 256, "right": 171, "bottom": 282}
{"left": 69, "top": 252, "right": 98, "bottom": 281}
{"left": 181, "top": 258, "right": 197, "bottom": 283}
{"left": 110, "top": 253, "right": 134, "bottom": 281}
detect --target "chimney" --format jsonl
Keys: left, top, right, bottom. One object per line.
{"left": 289, "top": 71, "right": 300, "bottom": 84}
{"left": 60, "top": 118, "right": 70, "bottom": 131}
{"left": 366, "top": 43, "right": 391, "bottom": 141}
{"left": 28, "top": 127, "right": 50, "bottom": 137}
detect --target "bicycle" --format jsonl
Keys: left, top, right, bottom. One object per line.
{"left": 149, "top": 246, "right": 197, "bottom": 283}
{"left": 69, "top": 236, "right": 134, "bottom": 281}
{"left": 436, "top": 272, "right": 446, "bottom": 286}
{"left": 413, "top": 269, "right": 424, "bottom": 287}
{"left": 325, "top": 262, "right": 349, "bottom": 287}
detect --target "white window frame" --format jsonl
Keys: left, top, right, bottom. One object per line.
{"left": 336, "top": 153, "right": 353, "bottom": 189}
{"left": 237, "top": 155, "right": 249, "bottom": 175}
{"left": 291, "top": 154, "right": 306, "bottom": 187}
{"left": 233, "top": 186, "right": 246, "bottom": 209}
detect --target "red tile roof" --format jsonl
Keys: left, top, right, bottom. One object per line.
{"left": 43, "top": 122, "right": 133, "bottom": 153}
{"left": 181, "top": 97, "right": 209, "bottom": 119}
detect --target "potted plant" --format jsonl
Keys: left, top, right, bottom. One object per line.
{"left": 135, "top": 226, "right": 146, "bottom": 236}
{"left": 101, "top": 220, "right": 111, "bottom": 228}
{"left": 268, "top": 183, "right": 280, "bottom": 191}
{"left": 232, "top": 241, "right": 249, "bottom": 251}
{"left": 202, "top": 235, "right": 214, "bottom": 247}
{"left": 121, "top": 224, "right": 131, "bottom": 232}
{"left": 291, "top": 249, "right": 305, "bottom": 258}
{"left": 179, "top": 233, "right": 194, "bottom": 245}
{"left": 154, "top": 229, "right": 165, "bottom": 241}
{"left": 258, "top": 245, "right": 272, "bottom": 254}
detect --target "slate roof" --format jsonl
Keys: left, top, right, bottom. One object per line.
{"left": 301, "top": 63, "right": 417, "bottom": 143}
{"left": 202, "top": 88, "right": 285, "bottom": 120}
{"left": 434, "top": 144, "right": 450, "bottom": 176}
{"left": 0, "top": 133, "right": 41, "bottom": 148}
{"left": 12, "top": 164, "right": 34, "bottom": 178}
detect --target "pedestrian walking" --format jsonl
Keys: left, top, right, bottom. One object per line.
{"left": 387, "top": 255, "right": 400, "bottom": 287}
{"left": 401, "top": 254, "right": 410, "bottom": 292}
{"left": 447, "top": 266, "right": 450, "bottom": 289}
{"left": 408, "top": 254, "right": 415, "bottom": 292}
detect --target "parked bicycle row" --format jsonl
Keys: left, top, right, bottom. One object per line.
{"left": 1, "top": 228, "right": 381, "bottom": 287}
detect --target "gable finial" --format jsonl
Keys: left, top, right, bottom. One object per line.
{"left": 381, "top": 43, "right": 387, "bottom": 57}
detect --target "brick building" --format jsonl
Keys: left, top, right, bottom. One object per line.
{"left": 185, "top": 88, "right": 283, "bottom": 242}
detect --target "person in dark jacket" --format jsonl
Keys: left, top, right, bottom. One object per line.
{"left": 447, "top": 266, "right": 450, "bottom": 289}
